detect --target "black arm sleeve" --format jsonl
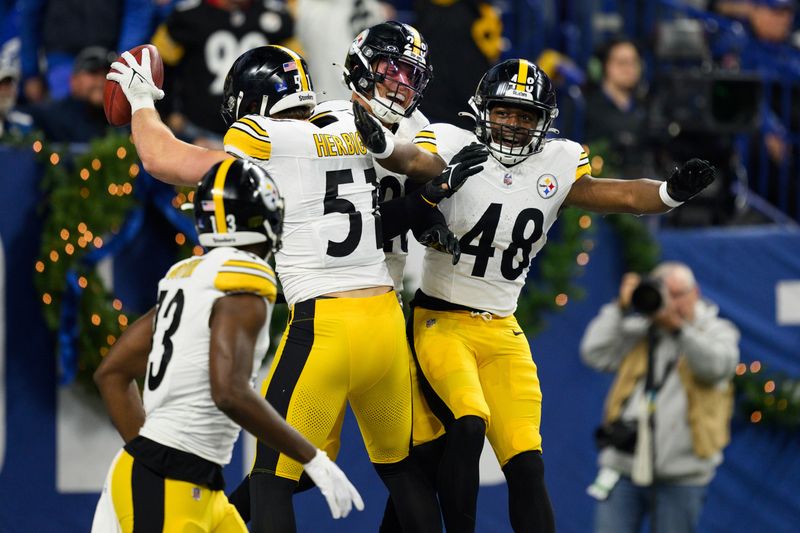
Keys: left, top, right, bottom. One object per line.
{"left": 379, "top": 185, "right": 445, "bottom": 242}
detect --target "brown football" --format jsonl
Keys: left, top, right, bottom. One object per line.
{"left": 103, "top": 44, "right": 164, "bottom": 127}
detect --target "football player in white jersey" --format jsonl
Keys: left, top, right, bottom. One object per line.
{"left": 359, "top": 60, "right": 716, "bottom": 532}
{"left": 91, "top": 159, "right": 362, "bottom": 532}
{"left": 106, "top": 44, "right": 484, "bottom": 532}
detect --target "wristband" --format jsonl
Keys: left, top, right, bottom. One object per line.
{"left": 372, "top": 134, "right": 395, "bottom": 159}
{"left": 130, "top": 95, "right": 156, "bottom": 115}
{"left": 659, "top": 181, "right": 683, "bottom": 209}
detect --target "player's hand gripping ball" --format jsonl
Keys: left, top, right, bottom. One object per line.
{"left": 104, "top": 44, "right": 165, "bottom": 126}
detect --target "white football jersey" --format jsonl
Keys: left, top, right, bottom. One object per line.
{"left": 414, "top": 124, "right": 591, "bottom": 316}
{"left": 139, "top": 247, "right": 276, "bottom": 466}
{"left": 224, "top": 111, "right": 393, "bottom": 304}
{"left": 313, "top": 99, "right": 430, "bottom": 291}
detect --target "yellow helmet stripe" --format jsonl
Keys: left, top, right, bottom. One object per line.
{"left": 406, "top": 24, "right": 422, "bottom": 54}
{"left": 275, "top": 45, "right": 309, "bottom": 91}
{"left": 516, "top": 59, "right": 529, "bottom": 91}
{"left": 212, "top": 158, "right": 235, "bottom": 234}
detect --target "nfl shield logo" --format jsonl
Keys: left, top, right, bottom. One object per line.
{"left": 426, "top": 319, "right": 437, "bottom": 328}
{"left": 537, "top": 174, "right": 558, "bottom": 199}
{"left": 192, "top": 487, "right": 202, "bottom": 501}
{"left": 503, "top": 173, "right": 513, "bottom": 186}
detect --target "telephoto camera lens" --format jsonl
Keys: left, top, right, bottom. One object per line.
{"left": 630, "top": 278, "right": 663, "bottom": 315}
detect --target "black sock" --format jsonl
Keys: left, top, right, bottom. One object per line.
{"left": 228, "top": 476, "right": 251, "bottom": 523}
{"left": 374, "top": 456, "right": 442, "bottom": 533}
{"left": 437, "top": 415, "right": 486, "bottom": 533}
{"left": 379, "top": 436, "right": 446, "bottom": 532}
{"left": 249, "top": 473, "right": 298, "bottom": 533}
{"left": 502, "top": 451, "right": 555, "bottom": 533}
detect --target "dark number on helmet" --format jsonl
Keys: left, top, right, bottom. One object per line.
{"left": 459, "top": 203, "right": 544, "bottom": 280}
{"left": 147, "top": 288, "right": 186, "bottom": 391}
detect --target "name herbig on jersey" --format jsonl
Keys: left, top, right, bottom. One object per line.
{"left": 139, "top": 247, "right": 276, "bottom": 466}
{"left": 224, "top": 110, "right": 393, "bottom": 304}
{"left": 415, "top": 124, "right": 591, "bottom": 316}
{"left": 313, "top": 100, "right": 430, "bottom": 291}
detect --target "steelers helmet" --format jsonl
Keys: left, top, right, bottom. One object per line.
{"left": 344, "top": 21, "right": 433, "bottom": 124}
{"left": 467, "top": 59, "right": 559, "bottom": 165}
{"left": 221, "top": 45, "right": 316, "bottom": 127}
{"left": 194, "top": 159, "right": 284, "bottom": 256}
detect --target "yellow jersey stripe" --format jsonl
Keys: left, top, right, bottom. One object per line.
{"left": 310, "top": 111, "right": 332, "bottom": 122}
{"left": 275, "top": 46, "right": 308, "bottom": 91}
{"left": 239, "top": 117, "right": 269, "bottom": 137}
{"left": 223, "top": 128, "right": 272, "bottom": 161}
{"left": 413, "top": 141, "right": 438, "bottom": 154}
{"left": 212, "top": 159, "right": 234, "bottom": 234}
{"left": 415, "top": 130, "right": 436, "bottom": 139}
{"left": 223, "top": 259, "right": 274, "bottom": 275}
{"left": 516, "top": 59, "right": 529, "bottom": 91}
{"left": 576, "top": 162, "right": 592, "bottom": 181}
{"left": 214, "top": 271, "right": 278, "bottom": 302}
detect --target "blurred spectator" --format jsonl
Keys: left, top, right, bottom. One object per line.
{"left": 27, "top": 47, "right": 114, "bottom": 143}
{"left": 581, "top": 263, "right": 739, "bottom": 533}
{"left": 152, "top": 0, "right": 296, "bottom": 147}
{"left": 413, "top": 0, "right": 502, "bottom": 125}
{"left": 294, "top": 0, "right": 393, "bottom": 102}
{"left": 0, "top": 40, "right": 33, "bottom": 138}
{"left": 18, "top": 0, "right": 153, "bottom": 103}
{"left": 584, "top": 37, "right": 654, "bottom": 179}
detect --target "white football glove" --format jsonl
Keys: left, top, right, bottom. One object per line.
{"left": 105, "top": 49, "right": 165, "bottom": 114}
{"left": 303, "top": 449, "right": 364, "bottom": 519}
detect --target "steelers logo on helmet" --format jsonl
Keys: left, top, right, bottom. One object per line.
{"left": 467, "top": 59, "right": 559, "bottom": 166}
{"left": 343, "top": 21, "right": 433, "bottom": 124}
{"left": 220, "top": 45, "right": 316, "bottom": 127}
{"left": 194, "top": 159, "right": 284, "bottom": 258}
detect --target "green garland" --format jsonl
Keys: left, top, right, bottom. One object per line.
{"left": 33, "top": 133, "right": 142, "bottom": 389}
{"left": 734, "top": 362, "right": 800, "bottom": 430}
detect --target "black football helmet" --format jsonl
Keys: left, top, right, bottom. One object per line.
{"left": 344, "top": 21, "right": 432, "bottom": 124}
{"left": 194, "top": 159, "right": 284, "bottom": 257}
{"left": 221, "top": 45, "right": 316, "bottom": 127}
{"left": 467, "top": 59, "right": 559, "bottom": 165}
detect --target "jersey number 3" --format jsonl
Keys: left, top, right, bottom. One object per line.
{"left": 147, "top": 289, "right": 185, "bottom": 391}
{"left": 460, "top": 203, "right": 544, "bottom": 280}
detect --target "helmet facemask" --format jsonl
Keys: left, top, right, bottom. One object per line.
{"left": 364, "top": 55, "right": 430, "bottom": 124}
{"left": 470, "top": 95, "right": 557, "bottom": 165}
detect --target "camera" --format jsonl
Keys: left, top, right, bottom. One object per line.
{"left": 630, "top": 278, "right": 665, "bottom": 315}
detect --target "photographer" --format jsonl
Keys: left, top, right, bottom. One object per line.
{"left": 580, "top": 262, "right": 740, "bottom": 533}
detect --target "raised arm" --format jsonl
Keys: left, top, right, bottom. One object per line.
{"left": 107, "top": 49, "right": 231, "bottom": 186}
{"left": 93, "top": 307, "right": 155, "bottom": 443}
{"left": 566, "top": 159, "right": 716, "bottom": 214}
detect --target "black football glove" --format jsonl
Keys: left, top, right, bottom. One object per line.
{"left": 418, "top": 223, "right": 461, "bottom": 265}
{"left": 352, "top": 101, "right": 388, "bottom": 155}
{"left": 422, "top": 143, "right": 489, "bottom": 205}
{"left": 665, "top": 158, "right": 716, "bottom": 203}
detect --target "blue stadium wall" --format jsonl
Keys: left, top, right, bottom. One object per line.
{"left": 1, "top": 147, "right": 798, "bottom": 532}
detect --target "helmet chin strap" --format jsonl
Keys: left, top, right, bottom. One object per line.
{"left": 369, "top": 95, "right": 404, "bottom": 124}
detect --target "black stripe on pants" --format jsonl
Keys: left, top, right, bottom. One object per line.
{"left": 252, "top": 299, "right": 316, "bottom": 474}
{"left": 132, "top": 460, "right": 165, "bottom": 533}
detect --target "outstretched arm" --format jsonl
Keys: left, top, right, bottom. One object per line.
{"left": 566, "top": 159, "right": 716, "bottom": 214}
{"left": 94, "top": 307, "right": 155, "bottom": 442}
{"left": 352, "top": 101, "right": 447, "bottom": 181}
{"left": 107, "top": 49, "right": 230, "bottom": 186}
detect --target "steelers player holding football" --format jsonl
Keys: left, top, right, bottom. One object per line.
{"left": 91, "top": 160, "right": 362, "bottom": 532}
{"left": 106, "top": 44, "right": 482, "bottom": 532}
{"left": 356, "top": 59, "right": 716, "bottom": 533}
